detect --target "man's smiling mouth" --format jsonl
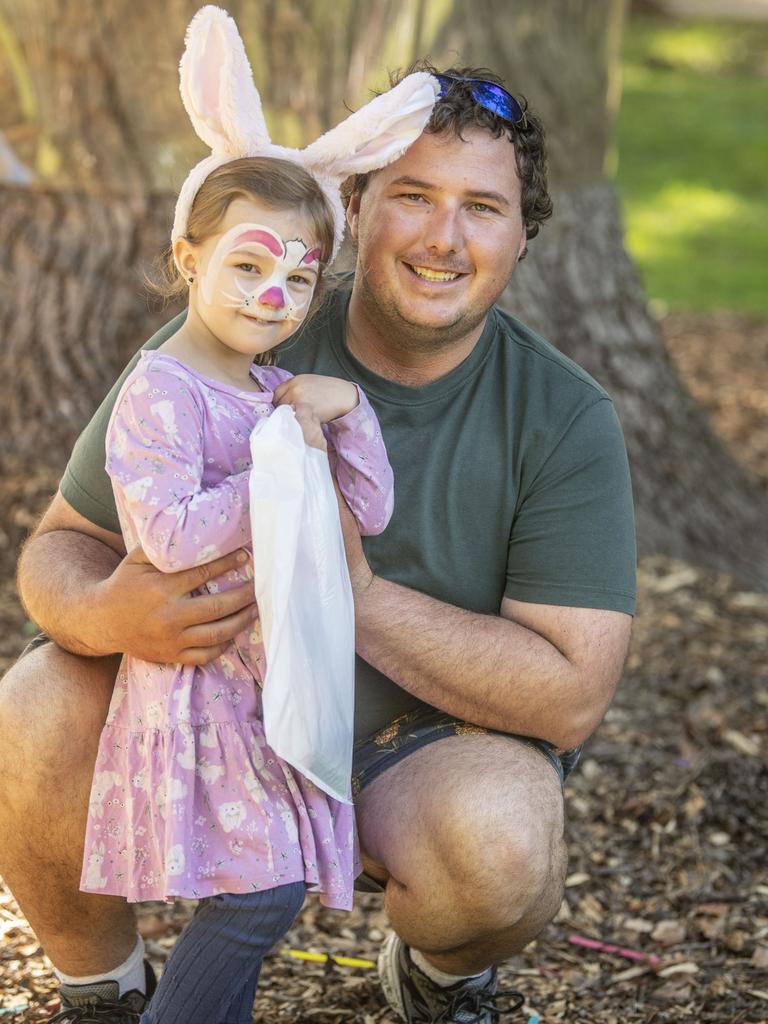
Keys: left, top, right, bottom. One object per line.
{"left": 407, "top": 263, "right": 463, "bottom": 282}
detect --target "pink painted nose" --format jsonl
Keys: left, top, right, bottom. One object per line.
{"left": 258, "top": 286, "right": 285, "bottom": 309}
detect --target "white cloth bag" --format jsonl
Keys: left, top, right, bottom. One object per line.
{"left": 248, "top": 406, "right": 355, "bottom": 803}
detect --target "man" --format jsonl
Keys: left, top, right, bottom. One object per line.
{"left": 0, "top": 66, "right": 635, "bottom": 1023}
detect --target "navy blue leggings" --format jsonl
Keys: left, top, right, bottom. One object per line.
{"left": 139, "top": 883, "right": 306, "bottom": 1024}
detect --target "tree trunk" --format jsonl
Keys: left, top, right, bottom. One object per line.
{"left": 0, "top": 0, "right": 411, "bottom": 190}
{"left": 428, "top": 0, "right": 626, "bottom": 185}
{"left": 2, "top": 0, "right": 766, "bottom": 588}
{"left": 0, "top": 183, "right": 182, "bottom": 471}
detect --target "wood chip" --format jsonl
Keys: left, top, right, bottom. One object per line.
{"left": 658, "top": 961, "right": 700, "bottom": 977}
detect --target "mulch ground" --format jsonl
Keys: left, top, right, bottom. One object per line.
{"left": 1, "top": 312, "right": 766, "bottom": 1022}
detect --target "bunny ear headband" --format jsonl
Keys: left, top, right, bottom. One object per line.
{"left": 173, "top": 5, "right": 439, "bottom": 262}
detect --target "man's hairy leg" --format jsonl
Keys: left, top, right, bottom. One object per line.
{"left": 0, "top": 643, "right": 137, "bottom": 974}
{"left": 356, "top": 735, "right": 567, "bottom": 974}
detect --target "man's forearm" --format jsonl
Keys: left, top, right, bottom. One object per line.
{"left": 18, "top": 530, "right": 122, "bottom": 656}
{"left": 354, "top": 576, "right": 601, "bottom": 750}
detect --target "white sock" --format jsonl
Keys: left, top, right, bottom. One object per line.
{"left": 410, "top": 948, "right": 491, "bottom": 988}
{"left": 55, "top": 935, "right": 146, "bottom": 997}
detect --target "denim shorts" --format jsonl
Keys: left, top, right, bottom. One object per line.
{"left": 351, "top": 705, "right": 582, "bottom": 893}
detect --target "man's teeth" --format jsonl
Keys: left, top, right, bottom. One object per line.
{"left": 411, "top": 265, "right": 460, "bottom": 282}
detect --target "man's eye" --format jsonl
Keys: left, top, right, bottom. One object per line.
{"left": 471, "top": 203, "right": 497, "bottom": 214}
{"left": 402, "top": 193, "right": 426, "bottom": 202}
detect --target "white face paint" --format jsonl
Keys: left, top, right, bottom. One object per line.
{"left": 199, "top": 222, "right": 321, "bottom": 325}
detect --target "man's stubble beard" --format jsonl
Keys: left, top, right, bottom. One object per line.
{"left": 355, "top": 263, "right": 498, "bottom": 356}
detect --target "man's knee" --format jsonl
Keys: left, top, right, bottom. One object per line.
{"left": 0, "top": 643, "right": 118, "bottom": 782}
{"left": 432, "top": 787, "right": 565, "bottom": 925}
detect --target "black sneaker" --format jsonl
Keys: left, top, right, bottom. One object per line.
{"left": 48, "top": 960, "right": 157, "bottom": 1023}
{"left": 378, "top": 932, "right": 525, "bottom": 1023}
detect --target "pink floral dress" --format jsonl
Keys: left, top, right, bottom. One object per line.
{"left": 80, "top": 351, "right": 394, "bottom": 910}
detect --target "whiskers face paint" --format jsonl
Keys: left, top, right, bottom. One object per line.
{"left": 200, "top": 223, "right": 320, "bottom": 326}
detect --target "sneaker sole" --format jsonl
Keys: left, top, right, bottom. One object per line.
{"left": 377, "top": 932, "right": 408, "bottom": 1022}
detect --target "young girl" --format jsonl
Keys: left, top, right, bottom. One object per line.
{"left": 66, "top": 8, "right": 438, "bottom": 1023}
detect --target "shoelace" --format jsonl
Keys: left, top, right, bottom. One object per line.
{"left": 48, "top": 1002, "right": 141, "bottom": 1024}
{"left": 436, "top": 984, "right": 526, "bottom": 1022}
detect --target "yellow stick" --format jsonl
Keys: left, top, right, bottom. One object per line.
{"left": 280, "top": 947, "right": 375, "bottom": 969}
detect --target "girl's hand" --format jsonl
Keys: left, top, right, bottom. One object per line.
{"left": 292, "top": 402, "right": 327, "bottom": 451}
{"left": 273, "top": 374, "right": 358, "bottom": 423}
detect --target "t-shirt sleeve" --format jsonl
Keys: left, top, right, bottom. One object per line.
{"left": 505, "top": 398, "right": 637, "bottom": 614}
{"left": 60, "top": 312, "right": 186, "bottom": 534}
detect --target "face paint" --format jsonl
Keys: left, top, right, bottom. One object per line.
{"left": 199, "top": 222, "right": 320, "bottom": 324}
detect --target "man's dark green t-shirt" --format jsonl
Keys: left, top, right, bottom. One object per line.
{"left": 62, "top": 280, "right": 636, "bottom": 742}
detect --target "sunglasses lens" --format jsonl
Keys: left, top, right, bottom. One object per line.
{"left": 435, "top": 75, "right": 524, "bottom": 126}
{"left": 471, "top": 82, "right": 525, "bottom": 125}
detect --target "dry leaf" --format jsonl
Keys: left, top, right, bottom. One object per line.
{"left": 724, "top": 929, "right": 748, "bottom": 952}
{"left": 623, "top": 917, "right": 654, "bottom": 934}
{"left": 651, "top": 919, "right": 687, "bottom": 946}
{"left": 654, "top": 980, "right": 693, "bottom": 1002}
{"left": 658, "top": 961, "right": 699, "bottom": 978}
{"left": 722, "top": 729, "right": 761, "bottom": 757}
{"left": 565, "top": 872, "right": 590, "bottom": 887}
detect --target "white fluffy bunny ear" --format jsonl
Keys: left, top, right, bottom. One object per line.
{"left": 301, "top": 72, "right": 439, "bottom": 182}
{"left": 179, "top": 5, "right": 270, "bottom": 156}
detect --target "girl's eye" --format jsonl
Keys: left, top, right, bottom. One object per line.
{"left": 288, "top": 274, "right": 314, "bottom": 286}
{"left": 236, "top": 263, "right": 259, "bottom": 273}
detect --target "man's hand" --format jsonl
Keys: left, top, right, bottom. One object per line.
{"left": 17, "top": 492, "right": 258, "bottom": 664}
{"left": 96, "top": 546, "right": 258, "bottom": 664}
{"left": 274, "top": 374, "right": 358, "bottom": 423}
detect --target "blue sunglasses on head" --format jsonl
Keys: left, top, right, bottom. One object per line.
{"left": 435, "top": 73, "right": 527, "bottom": 128}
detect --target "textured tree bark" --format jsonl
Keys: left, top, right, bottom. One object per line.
{"left": 0, "top": 0, "right": 409, "bottom": 190}
{"left": 0, "top": 184, "right": 182, "bottom": 473}
{"left": 428, "top": 0, "right": 627, "bottom": 184}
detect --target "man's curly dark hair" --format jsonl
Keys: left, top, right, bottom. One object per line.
{"left": 343, "top": 60, "right": 553, "bottom": 249}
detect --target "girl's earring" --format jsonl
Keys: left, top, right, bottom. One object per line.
{"left": 187, "top": 275, "right": 195, "bottom": 285}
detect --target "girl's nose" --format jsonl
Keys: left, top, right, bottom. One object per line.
{"left": 258, "top": 286, "right": 285, "bottom": 309}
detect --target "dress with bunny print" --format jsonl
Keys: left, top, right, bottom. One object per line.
{"left": 80, "top": 351, "right": 394, "bottom": 910}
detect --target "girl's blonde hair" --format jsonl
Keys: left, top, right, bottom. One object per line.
{"left": 152, "top": 156, "right": 336, "bottom": 364}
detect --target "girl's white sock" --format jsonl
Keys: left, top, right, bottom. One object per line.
{"left": 410, "top": 947, "right": 491, "bottom": 988}
{"left": 54, "top": 934, "right": 146, "bottom": 997}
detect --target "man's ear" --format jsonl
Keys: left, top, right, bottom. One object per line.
{"left": 346, "top": 191, "right": 362, "bottom": 242}
{"left": 173, "top": 237, "right": 198, "bottom": 278}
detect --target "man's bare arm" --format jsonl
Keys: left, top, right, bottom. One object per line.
{"left": 353, "top": 575, "right": 630, "bottom": 751}
{"left": 17, "top": 491, "right": 258, "bottom": 664}
{"left": 337, "top": 494, "right": 631, "bottom": 751}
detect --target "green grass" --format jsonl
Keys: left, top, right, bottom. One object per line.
{"left": 614, "top": 17, "right": 768, "bottom": 315}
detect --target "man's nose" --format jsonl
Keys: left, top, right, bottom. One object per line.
{"left": 422, "top": 205, "right": 463, "bottom": 253}
{"left": 258, "top": 286, "right": 285, "bottom": 309}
